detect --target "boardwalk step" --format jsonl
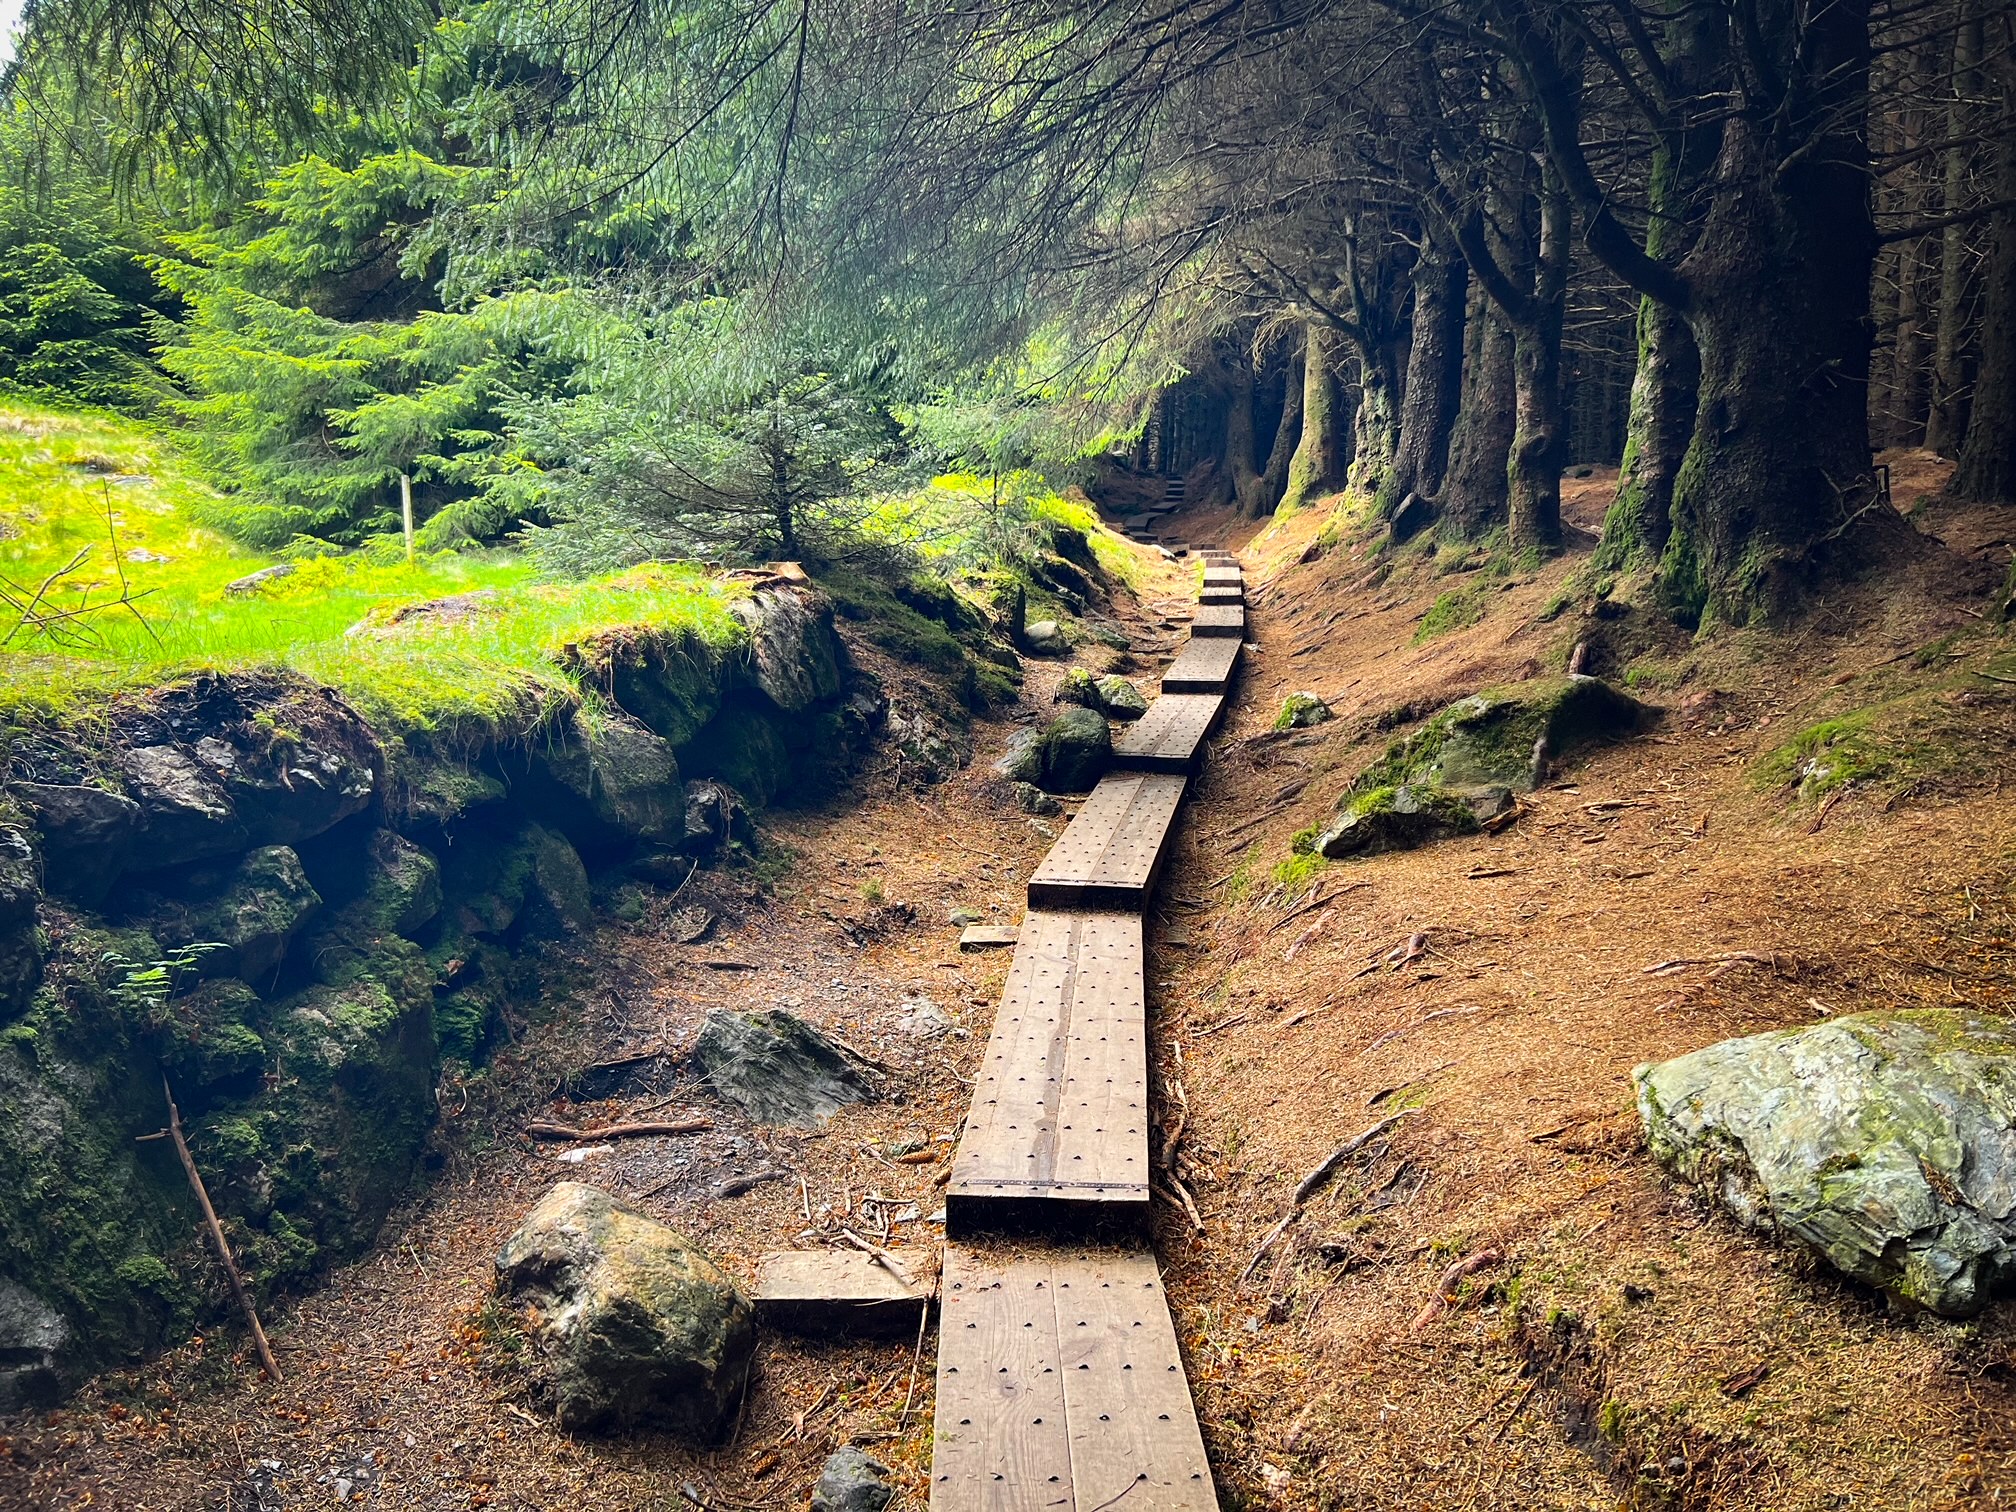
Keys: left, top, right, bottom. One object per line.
{"left": 1199, "top": 586, "right": 1244, "bottom": 606}
{"left": 946, "top": 910, "right": 1150, "bottom": 1232}
{"left": 754, "top": 1251, "right": 930, "bottom": 1334}
{"left": 1189, "top": 603, "right": 1245, "bottom": 638}
{"left": 1027, "top": 773, "right": 1186, "bottom": 910}
{"left": 1111, "top": 693, "right": 1225, "bottom": 774}
{"left": 929, "top": 1246, "right": 1215, "bottom": 1511}
{"left": 1160, "top": 635, "right": 1241, "bottom": 694}
{"left": 960, "top": 923, "right": 1022, "bottom": 950}
{"left": 1201, "top": 566, "right": 1242, "bottom": 586}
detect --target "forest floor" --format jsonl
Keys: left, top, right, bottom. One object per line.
{"left": 6, "top": 455, "right": 2016, "bottom": 1511}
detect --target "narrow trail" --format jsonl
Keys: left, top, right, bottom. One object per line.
{"left": 926, "top": 529, "right": 1237, "bottom": 1508}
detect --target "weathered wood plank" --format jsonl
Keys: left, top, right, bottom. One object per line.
{"left": 930, "top": 1250, "right": 1074, "bottom": 1511}
{"left": 754, "top": 1250, "right": 928, "bottom": 1334}
{"left": 960, "top": 924, "right": 1022, "bottom": 950}
{"left": 1056, "top": 1250, "right": 1218, "bottom": 1511}
{"left": 1026, "top": 774, "right": 1186, "bottom": 910}
{"left": 1160, "top": 635, "right": 1241, "bottom": 694}
{"left": 947, "top": 911, "right": 1150, "bottom": 1231}
{"left": 1189, "top": 603, "right": 1245, "bottom": 638}
{"left": 1110, "top": 693, "right": 1225, "bottom": 774}
{"left": 1198, "top": 585, "right": 1244, "bottom": 606}
{"left": 1201, "top": 565, "right": 1242, "bottom": 585}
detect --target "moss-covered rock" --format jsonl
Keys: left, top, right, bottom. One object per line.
{"left": 12, "top": 783, "right": 141, "bottom": 905}
{"left": 993, "top": 707, "right": 1110, "bottom": 793}
{"left": 727, "top": 587, "right": 845, "bottom": 713}
{"left": 117, "top": 845, "right": 322, "bottom": 986}
{"left": 438, "top": 819, "right": 592, "bottom": 941}
{"left": 1312, "top": 784, "right": 1483, "bottom": 858}
{"left": 525, "top": 709, "right": 683, "bottom": 856}
{"left": 1353, "top": 676, "right": 1654, "bottom": 795}
{"left": 494, "top": 1182, "right": 754, "bottom": 1438}
{"left": 1094, "top": 675, "right": 1148, "bottom": 720}
{"left": 0, "top": 822, "right": 40, "bottom": 1019}
{"left": 1275, "top": 692, "right": 1334, "bottom": 731}
{"left": 1636, "top": 1010, "right": 2016, "bottom": 1316}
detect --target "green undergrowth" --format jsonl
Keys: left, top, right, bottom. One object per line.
{"left": 1413, "top": 585, "right": 1490, "bottom": 643}
{"left": 0, "top": 400, "right": 745, "bottom": 746}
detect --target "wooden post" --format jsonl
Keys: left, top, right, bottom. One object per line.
{"left": 400, "top": 473, "right": 415, "bottom": 563}
{"left": 146, "top": 1078, "right": 283, "bottom": 1383}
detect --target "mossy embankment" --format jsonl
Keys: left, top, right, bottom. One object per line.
{"left": 0, "top": 401, "right": 1136, "bottom": 1405}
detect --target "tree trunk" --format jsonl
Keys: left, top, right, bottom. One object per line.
{"left": 1955, "top": 50, "right": 2016, "bottom": 501}
{"left": 1348, "top": 340, "right": 1401, "bottom": 503}
{"left": 1666, "top": 77, "right": 1891, "bottom": 624}
{"left": 1282, "top": 322, "right": 1344, "bottom": 511}
{"left": 1442, "top": 283, "right": 1515, "bottom": 538}
{"left": 1926, "top": 4, "right": 1984, "bottom": 456}
{"left": 1251, "top": 345, "right": 1304, "bottom": 516}
{"left": 1596, "top": 134, "right": 1704, "bottom": 573}
{"left": 1383, "top": 249, "right": 1467, "bottom": 521}
{"left": 1223, "top": 367, "right": 1263, "bottom": 511}
{"left": 1506, "top": 176, "right": 1570, "bottom": 553}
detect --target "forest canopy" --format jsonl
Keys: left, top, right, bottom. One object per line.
{"left": 2, "top": 0, "right": 2012, "bottom": 623}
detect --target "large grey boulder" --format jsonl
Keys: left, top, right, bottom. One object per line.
{"left": 729, "top": 587, "right": 845, "bottom": 713}
{"left": 1312, "top": 784, "right": 1491, "bottom": 859}
{"left": 813, "top": 1447, "right": 896, "bottom": 1512}
{"left": 993, "top": 708, "right": 1110, "bottom": 793}
{"left": 494, "top": 1182, "right": 754, "bottom": 1438}
{"left": 1053, "top": 668, "right": 1146, "bottom": 721}
{"left": 692, "top": 1008, "right": 876, "bottom": 1126}
{"left": 109, "top": 674, "right": 378, "bottom": 872}
{"left": 1636, "top": 1009, "right": 2016, "bottom": 1316}
{"left": 529, "top": 709, "right": 683, "bottom": 854}
{"left": 13, "top": 782, "right": 142, "bottom": 904}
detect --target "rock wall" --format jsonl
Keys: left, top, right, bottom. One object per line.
{"left": 0, "top": 585, "right": 872, "bottom": 1403}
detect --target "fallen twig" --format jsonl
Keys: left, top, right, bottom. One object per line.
{"left": 711, "top": 1169, "right": 787, "bottom": 1199}
{"left": 526, "top": 1117, "right": 711, "bottom": 1141}
{"left": 1154, "top": 1177, "right": 1206, "bottom": 1234}
{"left": 1294, "top": 1111, "right": 1420, "bottom": 1204}
{"left": 1641, "top": 951, "right": 1788, "bottom": 977}
{"left": 1263, "top": 882, "right": 1369, "bottom": 937}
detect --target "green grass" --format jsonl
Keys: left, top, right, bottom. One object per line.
{"left": 0, "top": 400, "right": 743, "bottom": 745}
{"left": 1412, "top": 586, "right": 1489, "bottom": 644}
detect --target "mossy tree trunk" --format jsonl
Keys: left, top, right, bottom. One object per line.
{"left": 1442, "top": 282, "right": 1514, "bottom": 538}
{"left": 1251, "top": 342, "right": 1304, "bottom": 515}
{"left": 1926, "top": 2, "right": 1985, "bottom": 457}
{"left": 1348, "top": 340, "right": 1402, "bottom": 503}
{"left": 1504, "top": 173, "right": 1570, "bottom": 553}
{"left": 1220, "top": 361, "right": 1264, "bottom": 511}
{"left": 1282, "top": 322, "right": 1345, "bottom": 510}
{"left": 1382, "top": 248, "right": 1467, "bottom": 520}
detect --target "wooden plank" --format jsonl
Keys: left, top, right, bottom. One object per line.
{"left": 947, "top": 911, "right": 1150, "bottom": 1231}
{"left": 1201, "top": 565, "right": 1242, "bottom": 585}
{"left": 1198, "top": 585, "right": 1244, "bottom": 606}
{"left": 1026, "top": 774, "right": 1186, "bottom": 910}
{"left": 1189, "top": 603, "right": 1245, "bottom": 638}
{"left": 1160, "top": 635, "right": 1241, "bottom": 695}
{"left": 961, "top": 924, "right": 1022, "bottom": 950}
{"left": 1111, "top": 693, "right": 1225, "bottom": 774}
{"left": 1055, "top": 1250, "right": 1218, "bottom": 1511}
{"left": 754, "top": 1250, "right": 928, "bottom": 1334}
{"left": 930, "top": 1249, "right": 1074, "bottom": 1510}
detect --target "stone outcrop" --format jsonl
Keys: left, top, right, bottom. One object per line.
{"left": 1636, "top": 1010, "right": 2016, "bottom": 1316}
{"left": 994, "top": 707, "right": 1111, "bottom": 793}
{"left": 691, "top": 1008, "right": 877, "bottom": 1126}
{"left": 494, "top": 1183, "right": 755, "bottom": 1438}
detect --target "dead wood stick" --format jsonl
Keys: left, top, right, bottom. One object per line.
{"left": 1212, "top": 798, "right": 1299, "bottom": 841}
{"left": 1159, "top": 1105, "right": 1188, "bottom": 1172}
{"left": 898, "top": 1250, "right": 944, "bottom": 1430}
{"left": 1155, "top": 1176, "right": 1206, "bottom": 1234}
{"left": 838, "top": 1227, "right": 913, "bottom": 1288}
{"left": 711, "top": 1169, "right": 787, "bottom": 1200}
{"left": 149, "top": 1078, "right": 283, "bottom": 1383}
{"left": 525, "top": 1117, "right": 712, "bottom": 1141}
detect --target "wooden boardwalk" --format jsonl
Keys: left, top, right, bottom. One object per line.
{"left": 930, "top": 1246, "right": 1217, "bottom": 1511}
{"left": 930, "top": 549, "right": 1241, "bottom": 1511}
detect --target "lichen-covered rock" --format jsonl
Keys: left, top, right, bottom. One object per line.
{"left": 1053, "top": 666, "right": 1101, "bottom": 709}
{"left": 13, "top": 783, "right": 141, "bottom": 905}
{"left": 1014, "top": 782, "right": 1063, "bottom": 817}
{"left": 104, "top": 674, "right": 379, "bottom": 872}
{"left": 0, "top": 824, "right": 40, "bottom": 1018}
{"left": 1356, "top": 675, "right": 1654, "bottom": 795}
{"left": 888, "top": 706, "right": 967, "bottom": 785}
{"left": 1312, "top": 784, "right": 1481, "bottom": 858}
{"left": 394, "top": 756, "right": 507, "bottom": 832}
{"left": 679, "top": 779, "right": 749, "bottom": 855}
{"left": 1021, "top": 619, "right": 1069, "bottom": 657}
{"left": 597, "top": 630, "right": 729, "bottom": 749}
{"left": 494, "top": 1182, "right": 754, "bottom": 1438}
{"left": 1635, "top": 1010, "right": 2016, "bottom": 1316}
{"left": 1094, "top": 675, "right": 1148, "bottom": 720}
{"left": 122, "top": 845, "right": 322, "bottom": 985}
{"left": 1041, "top": 706, "right": 1111, "bottom": 792}
{"left": 691, "top": 1008, "right": 876, "bottom": 1126}
{"left": 527, "top": 709, "right": 683, "bottom": 855}
{"left": 728, "top": 587, "right": 846, "bottom": 713}
{"left": 813, "top": 1447, "right": 896, "bottom": 1512}
{"left": 152, "top": 979, "right": 267, "bottom": 1095}
{"left": 1275, "top": 692, "right": 1334, "bottom": 731}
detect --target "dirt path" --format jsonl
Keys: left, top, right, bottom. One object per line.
{"left": 8, "top": 484, "right": 2016, "bottom": 1510}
